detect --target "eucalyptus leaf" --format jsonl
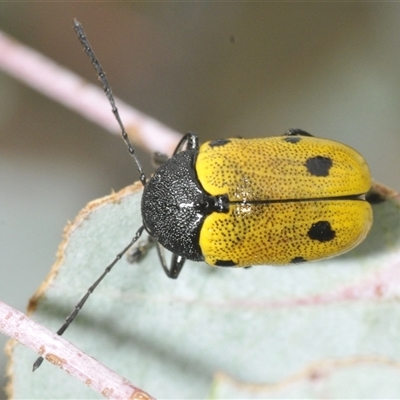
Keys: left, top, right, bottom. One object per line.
{"left": 7, "top": 182, "right": 400, "bottom": 399}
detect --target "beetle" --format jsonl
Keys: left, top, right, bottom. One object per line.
{"left": 144, "top": 130, "right": 372, "bottom": 273}
{"left": 33, "top": 19, "right": 372, "bottom": 370}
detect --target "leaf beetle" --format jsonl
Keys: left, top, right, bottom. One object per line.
{"left": 33, "top": 19, "right": 372, "bottom": 370}
{"left": 143, "top": 129, "right": 372, "bottom": 272}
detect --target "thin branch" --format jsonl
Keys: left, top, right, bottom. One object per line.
{"left": 0, "top": 28, "right": 181, "bottom": 156}
{"left": 0, "top": 300, "right": 155, "bottom": 400}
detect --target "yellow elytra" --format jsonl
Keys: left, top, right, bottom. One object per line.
{"left": 196, "top": 134, "right": 372, "bottom": 266}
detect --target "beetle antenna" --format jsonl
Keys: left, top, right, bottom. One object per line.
{"left": 33, "top": 20, "right": 149, "bottom": 372}
{"left": 32, "top": 226, "right": 146, "bottom": 371}
{"left": 73, "top": 19, "right": 147, "bottom": 187}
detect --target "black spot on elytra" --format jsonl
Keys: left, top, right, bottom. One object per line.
{"left": 308, "top": 221, "right": 335, "bottom": 242}
{"left": 305, "top": 156, "right": 333, "bottom": 177}
{"left": 284, "top": 136, "right": 301, "bottom": 144}
{"left": 209, "top": 139, "right": 231, "bottom": 148}
{"left": 215, "top": 259, "right": 236, "bottom": 267}
{"left": 285, "top": 129, "right": 313, "bottom": 137}
{"left": 291, "top": 257, "right": 307, "bottom": 264}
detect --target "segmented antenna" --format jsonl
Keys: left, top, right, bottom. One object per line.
{"left": 32, "top": 20, "right": 148, "bottom": 372}
{"left": 32, "top": 226, "right": 146, "bottom": 371}
{"left": 73, "top": 19, "right": 147, "bottom": 187}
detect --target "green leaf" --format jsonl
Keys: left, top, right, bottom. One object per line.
{"left": 7, "top": 182, "right": 400, "bottom": 399}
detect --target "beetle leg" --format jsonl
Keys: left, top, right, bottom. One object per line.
{"left": 156, "top": 243, "right": 186, "bottom": 279}
{"left": 173, "top": 132, "right": 199, "bottom": 155}
{"left": 284, "top": 129, "right": 314, "bottom": 137}
{"left": 154, "top": 132, "right": 199, "bottom": 166}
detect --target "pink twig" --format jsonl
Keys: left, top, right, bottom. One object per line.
{"left": 0, "top": 28, "right": 181, "bottom": 156}
{"left": 0, "top": 300, "right": 155, "bottom": 399}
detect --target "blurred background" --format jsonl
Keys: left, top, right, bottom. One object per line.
{"left": 1, "top": 3, "right": 399, "bottom": 398}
